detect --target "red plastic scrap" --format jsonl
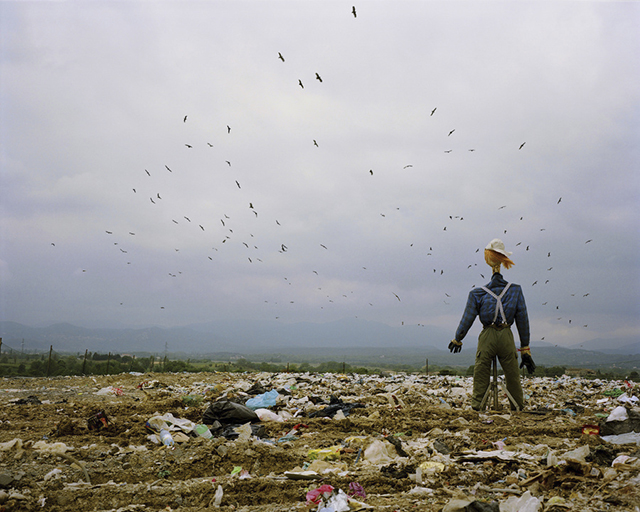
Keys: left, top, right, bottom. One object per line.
{"left": 306, "top": 484, "right": 334, "bottom": 505}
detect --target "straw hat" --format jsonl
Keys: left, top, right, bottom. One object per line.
{"left": 485, "top": 238, "right": 512, "bottom": 257}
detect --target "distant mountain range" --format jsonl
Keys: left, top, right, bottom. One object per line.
{"left": 0, "top": 320, "right": 638, "bottom": 369}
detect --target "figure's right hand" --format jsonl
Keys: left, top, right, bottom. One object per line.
{"left": 448, "top": 339, "right": 462, "bottom": 353}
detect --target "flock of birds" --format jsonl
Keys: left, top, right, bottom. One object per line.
{"left": 47, "top": 4, "right": 596, "bottom": 344}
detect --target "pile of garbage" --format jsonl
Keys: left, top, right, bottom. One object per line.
{"left": 0, "top": 370, "right": 638, "bottom": 511}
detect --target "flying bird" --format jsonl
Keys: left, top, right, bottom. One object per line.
{"left": 448, "top": 129, "right": 455, "bottom": 136}
{"left": 183, "top": 115, "right": 187, "bottom": 123}
{"left": 227, "top": 125, "right": 231, "bottom": 133}
{"left": 150, "top": 197, "right": 155, "bottom": 204}
{"left": 132, "top": 188, "right": 136, "bottom": 193}
{"left": 145, "top": 169, "right": 150, "bottom": 176}
{"left": 498, "top": 205, "right": 507, "bottom": 210}
{"left": 298, "top": 79, "right": 304, "bottom": 89}
{"left": 165, "top": 165, "right": 172, "bottom": 172}
{"left": 585, "top": 239, "right": 592, "bottom": 243}
{"left": 105, "top": 231, "right": 113, "bottom": 234}
{"left": 207, "top": 143, "right": 213, "bottom": 147}
{"left": 352, "top": 5, "right": 356, "bottom": 17}
{"left": 393, "top": 293, "right": 401, "bottom": 302}
{"left": 249, "top": 202, "right": 254, "bottom": 209}
{"left": 313, "top": 140, "right": 318, "bottom": 147}
{"left": 430, "top": 107, "right": 437, "bottom": 116}
{"left": 157, "top": 193, "right": 161, "bottom": 199}
{"left": 557, "top": 197, "right": 562, "bottom": 204}
{"left": 185, "top": 144, "right": 192, "bottom": 148}
{"left": 226, "top": 160, "right": 231, "bottom": 166}
{"left": 320, "top": 244, "right": 328, "bottom": 250}
{"left": 278, "top": 52, "right": 285, "bottom": 62}
{"left": 184, "top": 216, "right": 191, "bottom": 222}
{"left": 519, "top": 142, "right": 526, "bottom": 150}
{"left": 403, "top": 165, "right": 413, "bottom": 168}
{"left": 444, "top": 150, "right": 452, "bottom": 153}
{"left": 369, "top": 170, "right": 373, "bottom": 175}
{"left": 235, "top": 180, "right": 241, "bottom": 188}
{"left": 129, "top": 232, "right": 135, "bottom": 235}
{"left": 199, "top": 225, "right": 205, "bottom": 231}
{"left": 315, "top": 72, "right": 323, "bottom": 83}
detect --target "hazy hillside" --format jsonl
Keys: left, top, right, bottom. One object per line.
{"left": 0, "top": 320, "right": 638, "bottom": 370}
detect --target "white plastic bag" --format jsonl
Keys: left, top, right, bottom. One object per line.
{"left": 500, "top": 490, "right": 541, "bottom": 512}
{"left": 606, "top": 406, "right": 629, "bottom": 422}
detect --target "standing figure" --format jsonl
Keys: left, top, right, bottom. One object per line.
{"left": 449, "top": 239, "right": 536, "bottom": 410}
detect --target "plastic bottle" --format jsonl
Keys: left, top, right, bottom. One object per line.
{"left": 195, "top": 424, "right": 213, "bottom": 439}
{"left": 159, "top": 429, "right": 174, "bottom": 447}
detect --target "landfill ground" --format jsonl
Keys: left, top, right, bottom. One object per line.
{"left": 0, "top": 371, "right": 639, "bottom": 512}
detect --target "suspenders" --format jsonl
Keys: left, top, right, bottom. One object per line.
{"left": 481, "top": 283, "right": 512, "bottom": 325}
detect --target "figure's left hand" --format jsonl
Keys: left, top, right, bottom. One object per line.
{"left": 448, "top": 339, "right": 462, "bottom": 353}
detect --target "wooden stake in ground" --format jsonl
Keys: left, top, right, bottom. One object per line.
{"left": 82, "top": 349, "right": 88, "bottom": 375}
{"left": 46, "top": 345, "right": 53, "bottom": 377}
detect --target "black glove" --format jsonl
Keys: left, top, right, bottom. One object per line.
{"left": 448, "top": 339, "right": 462, "bottom": 353}
{"left": 520, "top": 352, "right": 536, "bottom": 374}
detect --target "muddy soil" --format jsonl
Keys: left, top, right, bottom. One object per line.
{"left": 0, "top": 372, "right": 638, "bottom": 511}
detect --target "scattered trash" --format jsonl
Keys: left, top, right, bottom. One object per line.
{"left": 87, "top": 410, "right": 108, "bottom": 431}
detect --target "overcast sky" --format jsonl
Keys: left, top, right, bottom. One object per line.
{"left": 1, "top": 1, "right": 638, "bottom": 348}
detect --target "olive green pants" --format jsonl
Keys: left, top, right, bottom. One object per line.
{"left": 471, "top": 325, "right": 524, "bottom": 410}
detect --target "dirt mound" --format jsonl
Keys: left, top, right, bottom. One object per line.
{"left": 0, "top": 372, "right": 638, "bottom": 511}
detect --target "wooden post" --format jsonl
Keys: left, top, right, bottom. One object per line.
{"left": 106, "top": 352, "right": 111, "bottom": 375}
{"left": 82, "top": 349, "right": 88, "bottom": 375}
{"left": 46, "top": 345, "right": 53, "bottom": 377}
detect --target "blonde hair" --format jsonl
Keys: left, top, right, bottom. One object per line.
{"left": 484, "top": 249, "right": 515, "bottom": 270}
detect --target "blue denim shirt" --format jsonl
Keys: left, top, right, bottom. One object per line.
{"left": 454, "top": 273, "right": 530, "bottom": 347}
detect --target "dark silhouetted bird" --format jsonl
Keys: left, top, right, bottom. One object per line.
{"left": 185, "top": 144, "right": 192, "bottom": 148}
{"left": 106, "top": 231, "right": 113, "bottom": 234}
{"left": 557, "top": 197, "right": 562, "bottom": 204}
{"left": 145, "top": 169, "right": 150, "bottom": 176}
{"left": 183, "top": 115, "right": 187, "bottom": 122}
{"left": 448, "top": 129, "right": 455, "bottom": 136}
{"left": 444, "top": 150, "right": 452, "bottom": 153}
{"left": 519, "top": 142, "right": 526, "bottom": 150}
{"left": 184, "top": 216, "right": 191, "bottom": 222}
{"left": 315, "top": 73, "right": 322, "bottom": 82}
{"left": 393, "top": 293, "right": 401, "bottom": 302}
{"left": 431, "top": 107, "right": 437, "bottom": 116}
{"left": 235, "top": 181, "right": 241, "bottom": 189}
{"left": 352, "top": 5, "right": 356, "bottom": 17}
{"left": 299, "top": 79, "right": 304, "bottom": 88}
{"left": 227, "top": 125, "right": 231, "bottom": 133}
{"left": 165, "top": 165, "right": 172, "bottom": 172}
{"left": 278, "top": 52, "right": 285, "bottom": 62}
{"left": 313, "top": 140, "right": 318, "bottom": 147}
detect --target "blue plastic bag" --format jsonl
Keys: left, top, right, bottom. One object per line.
{"left": 245, "top": 389, "right": 279, "bottom": 410}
